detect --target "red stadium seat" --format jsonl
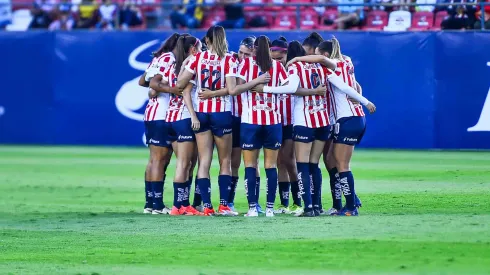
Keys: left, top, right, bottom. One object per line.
{"left": 363, "top": 10, "right": 388, "bottom": 30}
{"left": 273, "top": 11, "right": 297, "bottom": 30}
{"left": 318, "top": 9, "right": 338, "bottom": 30}
{"left": 245, "top": 11, "right": 275, "bottom": 28}
{"left": 289, "top": 0, "right": 312, "bottom": 10}
{"left": 300, "top": 10, "right": 319, "bottom": 29}
{"left": 432, "top": 11, "right": 448, "bottom": 30}
{"left": 409, "top": 11, "right": 434, "bottom": 31}
{"left": 266, "top": 0, "right": 290, "bottom": 11}
{"left": 202, "top": 11, "right": 226, "bottom": 29}
{"left": 243, "top": 0, "right": 267, "bottom": 11}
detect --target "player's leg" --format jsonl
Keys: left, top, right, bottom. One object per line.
{"left": 293, "top": 126, "right": 315, "bottom": 217}
{"left": 262, "top": 123, "right": 282, "bottom": 217}
{"left": 241, "top": 123, "right": 261, "bottom": 217}
{"left": 210, "top": 112, "right": 235, "bottom": 216}
{"left": 255, "top": 153, "right": 264, "bottom": 213}
{"left": 332, "top": 117, "right": 366, "bottom": 216}
{"left": 194, "top": 113, "right": 215, "bottom": 216}
{"left": 324, "top": 139, "right": 342, "bottom": 215}
{"left": 143, "top": 122, "right": 153, "bottom": 213}
{"left": 190, "top": 145, "right": 202, "bottom": 210}
{"left": 308, "top": 128, "right": 328, "bottom": 216}
{"left": 275, "top": 151, "right": 291, "bottom": 213}
{"left": 275, "top": 124, "right": 296, "bottom": 214}
{"left": 229, "top": 116, "right": 242, "bottom": 211}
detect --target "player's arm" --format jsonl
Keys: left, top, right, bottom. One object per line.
{"left": 198, "top": 87, "right": 229, "bottom": 100}
{"left": 286, "top": 55, "right": 337, "bottom": 70}
{"left": 355, "top": 81, "right": 362, "bottom": 95}
{"left": 295, "top": 85, "right": 326, "bottom": 96}
{"left": 182, "top": 83, "right": 200, "bottom": 131}
{"left": 329, "top": 74, "right": 376, "bottom": 114}
{"left": 253, "top": 74, "right": 300, "bottom": 94}
{"left": 139, "top": 73, "right": 149, "bottom": 87}
{"left": 229, "top": 73, "right": 271, "bottom": 96}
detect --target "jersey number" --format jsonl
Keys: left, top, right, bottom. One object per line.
{"left": 201, "top": 69, "right": 221, "bottom": 90}
{"left": 310, "top": 72, "right": 320, "bottom": 89}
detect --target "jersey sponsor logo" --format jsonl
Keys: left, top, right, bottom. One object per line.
{"left": 274, "top": 142, "right": 282, "bottom": 148}
{"left": 467, "top": 62, "right": 490, "bottom": 132}
{"left": 149, "top": 138, "right": 160, "bottom": 144}
{"left": 223, "top": 128, "right": 232, "bottom": 134}
{"left": 343, "top": 137, "right": 358, "bottom": 142}
{"left": 178, "top": 135, "right": 193, "bottom": 140}
{"left": 115, "top": 40, "right": 160, "bottom": 145}
{"left": 254, "top": 95, "right": 276, "bottom": 103}
{"left": 277, "top": 94, "right": 289, "bottom": 101}
{"left": 242, "top": 143, "right": 254, "bottom": 148}
{"left": 252, "top": 104, "right": 274, "bottom": 111}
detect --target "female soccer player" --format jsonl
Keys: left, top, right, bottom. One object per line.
{"left": 151, "top": 35, "right": 203, "bottom": 216}
{"left": 230, "top": 36, "right": 298, "bottom": 217}
{"left": 176, "top": 26, "right": 238, "bottom": 216}
{"left": 142, "top": 33, "right": 181, "bottom": 215}
{"left": 302, "top": 32, "right": 324, "bottom": 56}
{"left": 269, "top": 37, "right": 301, "bottom": 215}
{"left": 289, "top": 38, "right": 377, "bottom": 216}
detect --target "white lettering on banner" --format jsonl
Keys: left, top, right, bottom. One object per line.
{"left": 467, "top": 62, "right": 490, "bottom": 132}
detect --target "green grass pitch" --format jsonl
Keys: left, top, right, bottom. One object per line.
{"left": 1, "top": 146, "right": 490, "bottom": 275}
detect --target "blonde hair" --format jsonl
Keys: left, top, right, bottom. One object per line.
{"left": 330, "top": 37, "right": 344, "bottom": 61}
{"left": 206, "top": 25, "right": 228, "bottom": 58}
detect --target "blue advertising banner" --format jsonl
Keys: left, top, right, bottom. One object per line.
{"left": 0, "top": 31, "right": 489, "bottom": 149}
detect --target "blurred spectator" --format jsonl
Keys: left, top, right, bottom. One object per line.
{"left": 416, "top": 0, "right": 437, "bottom": 12}
{"left": 120, "top": 0, "right": 143, "bottom": 29}
{"left": 58, "top": 0, "right": 72, "bottom": 13}
{"left": 334, "top": 0, "right": 364, "bottom": 29}
{"left": 170, "top": 0, "right": 202, "bottom": 29}
{"left": 217, "top": 0, "right": 245, "bottom": 29}
{"left": 76, "top": 0, "right": 98, "bottom": 28}
{"left": 441, "top": 0, "right": 477, "bottom": 29}
{"left": 29, "top": 2, "right": 51, "bottom": 28}
{"left": 474, "top": 0, "right": 490, "bottom": 29}
{"left": 369, "top": 0, "right": 391, "bottom": 11}
{"left": 392, "top": 0, "right": 411, "bottom": 10}
{"left": 49, "top": 10, "right": 75, "bottom": 30}
{"left": 96, "top": 0, "right": 118, "bottom": 30}
{"left": 0, "top": 0, "right": 12, "bottom": 29}
{"left": 36, "top": 0, "right": 57, "bottom": 13}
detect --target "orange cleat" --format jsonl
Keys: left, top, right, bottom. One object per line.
{"left": 203, "top": 207, "right": 216, "bottom": 216}
{"left": 170, "top": 206, "right": 181, "bottom": 216}
{"left": 184, "top": 205, "right": 203, "bottom": 216}
{"left": 218, "top": 205, "right": 238, "bottom": 216}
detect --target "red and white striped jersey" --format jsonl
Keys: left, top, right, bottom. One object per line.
{"left": 146, "top": 52, "right": 175, "bottom": 80}
{"left": 143, "top": 53, "right": 175, "bottom": 121}
{"left": 232, "top": 58, "right": 242, "bottom": 117}
{"left": 185, "top": 51, "right": 237, "bottom": 113}
{"left": 163, "top": 63, "right": 190, "bottom": 122}
{"left": 277, "top": 94, "right": 294, "bottom": 126}
{"left": 327, "top": 59, "right": 365, "bottom": 121}
{"left": 289, "top": 62, "right": 330, "bottom": 128}
{"left": 237, "top": 57, "right": 287, "bottom": 125}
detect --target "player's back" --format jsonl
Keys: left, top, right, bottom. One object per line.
{"left": 328, "top": 59, "right": 364, "bottom": 120}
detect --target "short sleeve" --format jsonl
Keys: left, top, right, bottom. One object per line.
{"left": 334, "top": 60, "right": 343, "bottom": 77}
{"left": 185, "top": 53, "right": 199, "bottom": 75}
{"left": 237, "top": 58, "right": 249, "bottom": 81}
{"left": 225, "top": 56, "right": 238, "bottom": 78}
{"left": 277, "top": 62, "right": 288, "bottom": 84}
{"left": 189, "top": 75, "right": 196, "bottom": 85}
{"left": 157, "top": 56, "right": 174, "bottom": 77}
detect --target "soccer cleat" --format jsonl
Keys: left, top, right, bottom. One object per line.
{"left": 273, "top": 205, "right": 291, "bottom": 214}
{"left": 327, "top": 207, "right": 340, "bottom": 216}
{"left": 355, "top": 195, "right": 362, "bottom": 208}
{"left": 184, "top": 205, "right": 203, "bottom": 216}
{"left": 293, "top": 207, "right": 305, "bottom": 217}
{"left": 244, "top": 207, "right": 259, "bottom": 217}
{"left": 318, "top": 208, "right": 327, "bottom": 215}
{"left": 314, "top": 208, "right": 321, "bottom": 216}
{"left": 218, "top": 205, "right": 238, "bottom": 216}
{"left": 256, "top": 204, "right": 265, "bottom": 214}
{"left": 300, "top": 209, "right": 316, "bottom": 217}
{"left": 338, "top": 207, "right": 359, "bottom": 216}
{"left": 290, "top": 204, "right": 303, "bottom": 215}
{"left": 170, "top": 206, "right": 182, "bottom": 216}
{"left": 152, "top": 207, "right": 171, "bottom": 215}
{"left": 203, "top": 207, "right": 216, "bottom": 216}
{"left": 227, "top": 203, "right": 238, "bottom": 214}
{"left": 143, "top": 208, "right": 153, "bottom": 214}
{"left": 194, "top": 205, "right": 204, "bottom": 212}
{"left": 265, "top": 208, "right": 275, "bottom": 217}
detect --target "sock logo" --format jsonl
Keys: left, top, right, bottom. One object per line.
{"left": 244, "top": 179, "right": 248, "bottom": 196}
{"left": 309, "top": 174, "right": 314, "bottom": 194}
{"left": 177, "top": 188, "right": 185, "bottom": 202}
{"left": 281, "top": 191, "right": 290, "bottom": 200}
{"left": 147, "top": 191, "right": 153, "bottom": 198}
{"left": 183, "top": 187, "right": 190, "bottom": 201}
{"left": 340, "top": 177, "right": 351, "bottom": 196}
{"left": 154, "top": 192, "right": 162, "bottom": 199}
{"left": 334, "top": 182, "right": 342, "bottom": 200}
{"left": 297, "top": 173, "right": 305, "bottom": 196}
{"left": 195, "top": 186, "right": 201, "bottom": 195}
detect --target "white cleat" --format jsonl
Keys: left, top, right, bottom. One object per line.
{"left": 273, "top": 206, "right": 291, "bottom": 214}
{"left": 266, "top": 208, "right": 275, "bottom": 217}
{"left": 152, "top": 207, "right": 171, "bottom": 215}
{"left": 143, "top": 208, "right": 153, "bottom": 214}
{"left": 327, "top": 208, "right": 340, "bottom": 215}
{"left": 244, "top": 207, "right": 259, "bottom": 217}
{"left": 293, "top": 208, "right": 305, "bottom": 217}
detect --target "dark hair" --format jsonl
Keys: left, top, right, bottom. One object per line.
{"left": 271, "top": 36, "right": 288, "bottom": 52}
{"left": 286, "top": 40, "right": 306, "bottom": 63}
{"left": 240, "top": 36, "right": 256, "bottom": 49}
{"left": 200, "top": 36, "right": 208, "bottom": 52}
{"left": 302, "top": 32, "right": 324, "bottom": 49}
{"left": 152, "top": 33, "right": 180, "bottom": 58}
{"left": 317, "top": 37, "right": 342, "bottom": 59}
{"left": 206, "top": 25, "right": 228, "bottom": 58}
{"left": 175, "top": 35, "right": 199, "bottom": 73}
{"left": 254, "top": 35, "right": 272, "bottom": 73}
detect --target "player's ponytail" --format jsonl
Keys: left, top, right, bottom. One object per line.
{"left": 254, "top": 35, "right": 272, "bottom": 73}
{"left": 175, "top": 36, "right": 199, "bottom": 73}
{"left": 286, "top": 40, "right": 306, "bottom": 63}
{"left": 330, "top": 37, "right": 343, "bottom": 60}
{"left": 206, "top": 25, "right": 228, "bottom": 58}
{"left": 153, "top": 33, "right": 180, "bottom": 57}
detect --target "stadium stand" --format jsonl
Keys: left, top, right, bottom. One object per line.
{"left": 2, "top": 0, "right": 489, "bottom": 30}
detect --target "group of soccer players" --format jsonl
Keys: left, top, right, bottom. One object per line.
{"left": 138, "top": 26, "right": 376, "bottom": 217}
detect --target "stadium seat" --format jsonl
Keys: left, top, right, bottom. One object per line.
{"left": 364, "top": 10, "right": 388, "bottom": 30}
{"left": 290, "top": 0, "right": 312, "bottom": 11}
{"left": 409, "top": 11, "right": 434, "bottom": 30}
{"left": 5, "top": 9, "right": 32, "bottom": 31}
{"left": 317, "top": 9, "right": 338, "bottom": 30}
{"left": 383, "top": 10, "right": 411, "bottom": 31}
{"left": 273, "top": 11, "right": 297, "bottom": 29}
{"left": 266, "top": 0, "right": 290, "bottom": 11}
{"left": 202, "top": 11, "right": 226, "bottom": 29}
{"left": 245, "top": 11, "right": 275, "bottom": 29}
{"left": 243, "top": 0, "right": 267, "bottom": 11}
{"left": 432, "top": 11, "right": 448, "bottom": 30}
{"left": 300, "top": 10, "right": 319, "bottom": 29}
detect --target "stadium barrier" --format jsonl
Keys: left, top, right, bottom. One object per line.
{"left": 0, "top": 31, "right": 489, "bottom": 149}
